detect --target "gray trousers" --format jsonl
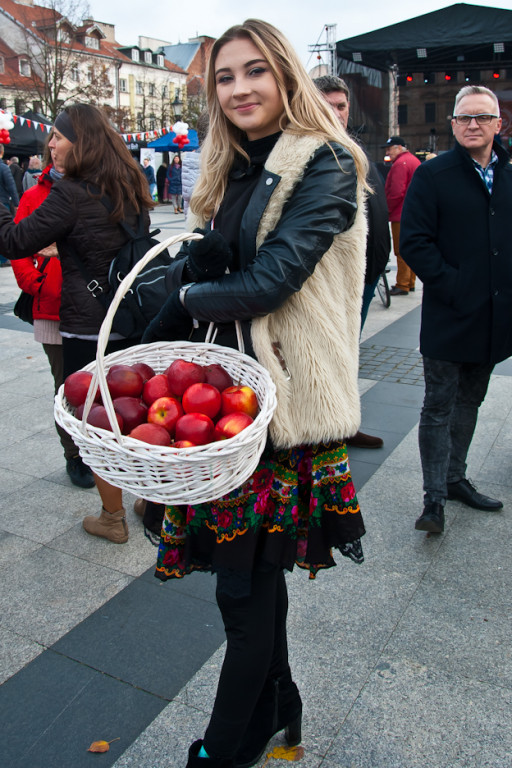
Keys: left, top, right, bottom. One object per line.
{"left": 419, "top": 357, "right": 494, "bottom": 505}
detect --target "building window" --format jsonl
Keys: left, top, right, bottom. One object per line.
{"left": 119, "top": 78, "right": 127, "bottom": 92}
{"left": 0, "top": 98, "right": 7, "bottom": 110}
{"left": 162, "top": 85, "right": 168, "bottom": 98}
{"left": 136, "top": 81, "right": 143, "bottom": 95}
{"left": 144, "top": 51, "right": 152, "bottom": 64}
{"left": 87, "top": 67, "right": 93, "bottom": 83}
{"left": 149, "top": 114, "right": 156, "bottom": 130}
{"left": 132, "top": 49, "right": 140, "bottom": 62}
{"left": 157, "top": 54, "right": 164, "bottom": 67}
{"left": 19, "top": 58, "right": 30, "bottom": 77}
{"left": 33, "top": 101, "right": 41, "bottom": 113}
{"left": 0, "top": 56, "right": 4, "bottom": 74}
{"left": 397, "top": 104, "right": 408, "bottom": 125}
{"left": 148, "top": 83, "right": 155, "bottom": 96}
{"left": 15, "top": 99, "right": 26, "bottom": 114}
{"left": 71, "top": 64, "right": 79, "bottom": 82}
{"left": 425, "top": 102, "right": 436, "bottom": 123}
{"left": 57, "top": 28, "right": 70, "bottom": 43}
{"left": 137, "top": 113, "right": 144, "bottom": 130}
{"left": 85, "top": 35, "right": 100, "bottom": 50}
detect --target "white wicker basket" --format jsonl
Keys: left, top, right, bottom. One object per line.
{"left": 54, "top": 232, "right": 277, "bottom": 505}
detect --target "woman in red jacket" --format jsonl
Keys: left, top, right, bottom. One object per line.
{"left": 12, "top": 160, "right": 94, "bottom": 488}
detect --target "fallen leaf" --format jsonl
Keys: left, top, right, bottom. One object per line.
{"left": 267, "top": 745, "right": 305, "bottom": 762}
{"left": 87, "top": 737, "right": 120, "bottom": 753}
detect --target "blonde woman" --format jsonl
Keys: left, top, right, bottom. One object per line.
{"left": 142, "top": 19, "right": 369, "bottom": 767}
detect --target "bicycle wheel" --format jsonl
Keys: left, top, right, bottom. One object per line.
{"left": 377, "top": 271, "right": 391, "bottom": 308}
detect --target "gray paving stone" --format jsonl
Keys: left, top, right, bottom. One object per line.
{"left": 0, "top": 429, "right": 63, "bottom": 476}
{"left": 0, "top": 626, "right": 43, "bottom": 685}
{"left": 0, "top": 546, "right": 132, "bottom": 645}
{"left": 0, "top": 529, "right": 41, "bottom": 572}
{"left": 0, "top": 650, "right": 166, "bottom": 768}
{"left": 323, "top": 657, "right": 512, "bottom": 768}
{"left": 0, "top": 478, "right": 97, "bottom": 544}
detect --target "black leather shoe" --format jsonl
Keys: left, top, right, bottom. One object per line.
{"left": 447, "top": 479, "right": 503, "bottom": 511}
{"left": 415, "top": 502, "right": 444, "bottom": 533}
{"left": 390, "top": 285, "right": 408, "bottom": 296}
{"left": 66, "top": 456, "right": 95, "bottom": 489}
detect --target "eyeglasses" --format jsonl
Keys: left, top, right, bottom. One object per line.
{"left": 452, "top": 114, "right": 499, "bottom": 125}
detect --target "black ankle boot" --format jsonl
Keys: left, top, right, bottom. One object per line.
{"left": 235, "top": 677, "right": 302, "bottom": 768}
{"left": 186, "top": 740, "right": 235, "bottom": 767}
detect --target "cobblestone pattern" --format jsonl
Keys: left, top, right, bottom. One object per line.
{"left": 359, "top": 344, "right": 424, "bottom": 385}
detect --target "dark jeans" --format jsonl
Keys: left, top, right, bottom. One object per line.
{"left": 204, "top": 567, "right": 290, "bottom": 759}
{"left": 419, "top": 357, "right": 494, "bottom": 505}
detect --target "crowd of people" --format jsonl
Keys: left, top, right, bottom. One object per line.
{"left": 0, "top": 16, "right": 510, "bottom": 768}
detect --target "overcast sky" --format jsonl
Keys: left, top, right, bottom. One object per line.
{"left": 87, "top": 0, "right": 509, "bottom": 69}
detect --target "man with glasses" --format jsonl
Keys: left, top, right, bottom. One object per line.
{"left": 400, "top": 85, "right": 510, "bottom": 534}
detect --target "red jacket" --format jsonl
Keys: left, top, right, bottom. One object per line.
{"left": 384, "top": 150, "right": 421, "bottom": 222}
{"left": 12, "top": 165, "right": 62, "bottom": 321}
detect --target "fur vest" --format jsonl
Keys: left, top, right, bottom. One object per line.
{"left": 189, "top": 132, "right": 367, "bottom": 448}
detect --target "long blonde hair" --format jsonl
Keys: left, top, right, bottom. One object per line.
{"left": 191, "top": 19, "right": 368, "bottom": 220}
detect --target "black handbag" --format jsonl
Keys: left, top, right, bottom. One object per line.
{"left": 13, "top": 257, "right": 50, "bottom": 325}
{"left": 13, "top": 291, "right": 35, "bottom": 324}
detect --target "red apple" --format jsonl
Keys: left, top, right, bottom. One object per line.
{"left": 214, "top": 412, "right": 254, "bottom": 440}
{"left": 175, "top": 412, "right": 214, "bottom": 445}
{"left": 165, "top": 359, "right": 205, "bottom": 397}
{"left": 182, "top": 383, "right": 221, "bottom": 419}
{"left": 203, "top": 363, "right": 233, "bottom": 392}
{"left": 173, "top": 440, "right": 197, "bottom": 448}
{"left": 132, "top": 362, "right": 156, "bottom": 383}
{"left": 128, "top": 422, "right": 172, "bottom": 446}
{"left": 106, "top": 365, "right": 143, "bottom": 399}
{"left": 147, "top": 396, "right": 183, "bottom": 435}
{"left": 221, "top": 385, "right": 259, "bottom": 419}
{"left": 64, "top": 370, "right": 100, "bottom": 407}
{"left": 87, "top": 404, "right": 124, "bottom": 432}
{"left": 113, "top": 396, "right": 148, "bottom": 434}
{"left": 75, "top": 402, "right": 102, "bottom": 420}
{"left": 142, "top": 374, "right": 173, "bottom": 406}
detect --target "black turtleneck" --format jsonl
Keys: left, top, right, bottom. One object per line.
{"left": 213, "top": 132, "right": 281, "bottom": 269}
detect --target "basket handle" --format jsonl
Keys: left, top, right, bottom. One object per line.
{"left": 81, "top": 231, "right": 203, "bottom": 441}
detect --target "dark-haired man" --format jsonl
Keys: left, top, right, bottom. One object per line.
{"left": 314, "top": 74, "right": 390, "bottom": 450}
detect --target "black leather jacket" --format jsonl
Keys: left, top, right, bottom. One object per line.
{"left": 169, "top": 143, "right": 357, "bottom": 337}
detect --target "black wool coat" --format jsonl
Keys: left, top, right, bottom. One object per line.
{"left": 400, "top": 140, "right": 512, "bottom": 365}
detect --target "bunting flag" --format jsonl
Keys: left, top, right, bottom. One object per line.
{"left": 1, "top": 108, "right": 181, "bottom": 144}
{"left": 0, "top": 109, "right": 52, "bottom": 133}
{"left": 121, "top": 123, "right": 175, "bottom": 143}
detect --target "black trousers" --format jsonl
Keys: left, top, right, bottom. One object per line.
{"left": 43, "top": 342, "right": 77, "bottom": 459}
{"left": 204, "top": 568, "right": 291, "bottom": 759}
{"left": 62, "top": 336, "right": 135, "bottom": 379}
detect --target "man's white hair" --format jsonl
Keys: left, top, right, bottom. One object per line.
{"left": 453, "top": 85, "right": 500, "bottom": 116}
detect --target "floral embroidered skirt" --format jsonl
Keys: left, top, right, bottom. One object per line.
{"left": 155, "top": 440, "right": 365, "bottom": 582}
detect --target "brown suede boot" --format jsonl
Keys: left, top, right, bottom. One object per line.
{"left": 82, "top": 507, "right": 128, "bottom": 543}
{"left": 133, "top": 498, "right": 147, "bottom": 518}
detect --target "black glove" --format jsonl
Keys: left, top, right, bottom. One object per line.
{"left": 185, "top": 228, "right": 232, "bottom": 282}
{"left": 141, "top": 289, "right": 192, "bottom": 343}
